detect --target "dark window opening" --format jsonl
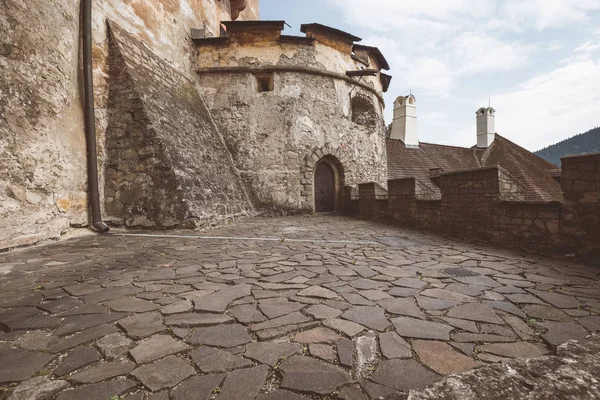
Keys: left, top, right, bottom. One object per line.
{"left": 255, "top": 74, "right": 274, "bottom": 92}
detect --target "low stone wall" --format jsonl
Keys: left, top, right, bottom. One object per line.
{"left": 345, "top": 156, "right": 600, "bottom": 264}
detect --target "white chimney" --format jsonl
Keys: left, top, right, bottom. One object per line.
{"left": 476, "top": 107, "right": 496, "bottom": 148}
{"left": 391, "top": 94, "right": 418, "bottom": 147}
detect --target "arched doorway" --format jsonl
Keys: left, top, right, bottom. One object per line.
{"left": 313, "top": 155, "right": 344, "bottom": 213}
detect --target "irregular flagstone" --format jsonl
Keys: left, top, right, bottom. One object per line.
{"left": 392, "top": 277, "right": 427, "bottom": 289}
{"left": 194, "top": 284, "right": 252, "bottom": 312}
{"left": 483, "top": 300, "right": 526, "bottom": 318}
{"left": 38, "top": 297, "right": 84, "bottom": 314}
{"left": 388, "top": 287, "right": 421, "bottom": 297}
{"left": 416, "top": 296, "right": 460, "bottom": 311}
{"left": 355, "top": 332, "right": 378, "bottom": 378}
{"left": 505, "top": 293, "right": 547, "bottom": 305}
{"left": 165, "top": 313, "right": 232, "bottom": 327}
{"left": 377, "top": 297, "right": 424, "bottom": 319}
{"left": 8, "top": 376, "right": 69, "bottom": 400}
{"left": 579, "top": 315, "right": 600, "bottom": 332}
{"left": 371, "top": 359, "right": 441, "bottom": 391}
{"left": 249, "top": 312, "right": 310, "bottom": 331}
{"left": 187, "top": 324, "right": 252, "bottom": 347}
{"left": 55, "top": 379, "right": 136, "bottom": 400}
{"left": 256, "top": 321, "right": 320, "bottom": 341}
{"left": 170, "top": 374, "right": 226, "bottom": 400}
{"left": 392, "top": 317, "right": 453, "bottom": 340}
{"left": 360, "top": 290, "right": 392, "bottom": 301}
{"left": 479, "top": 342, "right": 548, "bottom": 358}
{"left": 129, "top": 335, "right": 189, "bottom": 363}
{"left": 294, "top": 327, "right": 343, "bottom": 343}
{"left": 244, "top": 342, "right": 303, "bottom": 366}
{"left": 435, "top": 317, "right": 478, "bottom": 333}
{"left": 306, "top": 304, "right": 342, "bottom": 319}
{"left": 218, "top": 365, "right": 270, "bottom": 400}
{"left": 160, "top": 300, "right": 193, "bottom": 315}
{"left": 118, "top": 312, "right": 166, "bottom": 339}
{"left": 360, "top": 379, "right": 396, "bottom": 399}
{"left": 256, "top": 390, "right": 310, "bottom": 400}
{"left": 447, "top": 303, "right": 503, "bottom": 324}
{"left": 0, "top": 348, "right": 54, "bottom": 383}
{"left": 420, "top": 288, "right": 477, "bottom": 303}
{"left": 340, "top": 293, "right": 375, "bottom": 306}
{"left": 309, "top": 343, "right": 336, "bottom": 361}
{"left": 54, "top": 313, "right": 128, "bottom": 336}
{"left": 451, "top": 333, "right": 516, "bottom": 343}
{"left": 279, "top": 355, "right": 352, "bottom": 395}
{"left": 96, "top": 332, "right": 134, "bottom": 361}
{"left": 479, "top": 323, "right": 517, "bottom": 338}
{"left": 229, "top": 304, "right": 266, "bottom": 324}
{"left": 342, "top": 306, "right": 391, "bottom": 332}
{"left": 412, "top": 340, "right": 483, "bottom": 375}
{"left": 522, "top": 304, "right": 571, "bottom": 321}
{"left": 132, "top": 355, "right": 196, "bottom": 391}
{"left": 540, "top": 321, "right": 589, "bottom": 346}
{"left": 102, "top": 297, "right": 160, "bottom": 312}
{"left": 499, "top": 312, "right": 536, "bottom": 340}
{"left": 453, "top": 276, "right": 501, "bottom": 288}
{"left": 49, "top": 324, "right": 120, "bottom": 353}
{"left": 258, "top": 298, "right": 305, "bottom": 319}
{"left": 67, "top": 362, "right": 135, "bottom": 384}
{"left": 337, "top": 339, "right": 354, "bottom": 367}
{"left": 323, "top": 318, "right": 365, "bottom": 337}
{"left": 54, "top": 347, "right": 100, "bottom": 376}
{"left": 338, "top": 385, "right": 370, "bottom": 400}
{"left": 527, "top": 289, "right": 581, "bottom": 309}
{"left": 350, "top": 279, "right": 387, "bottom": 290}
{"left": 296, "top": 286, "right": 339, "bottom": 299}
{"left": 190, "top": 346, "right": 252, "bottom": 372}
{"left": 445, "top": 283, "right": 488, "bottom": 297}
{"left": 57, "top": 304, "right": 109, "bottom": 317}
{"left": 80, "top": 287, "right": 142, "bottom": 304}
{"left": 0, "top": 292, "right": 42, "bottom": 308}
{"left": 379, "top": 331, "right": 412, "bottom": 359}
{"left": 14, "top": 330, "right": 58, "bottom": 352}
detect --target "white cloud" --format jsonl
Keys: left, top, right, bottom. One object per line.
{"left": 491, "top": 57, "right": 600, "bottom": 150}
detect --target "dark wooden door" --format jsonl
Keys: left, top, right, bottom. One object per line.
{"left": 315, "top": 162, "right": 335, "bottom": 212}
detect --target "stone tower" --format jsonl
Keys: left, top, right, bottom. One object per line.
{"left": 476, "top": 107, "right": 496, "bottom": 148}
{"left": 391, "top": 94, "right": 418, "bottom": 147}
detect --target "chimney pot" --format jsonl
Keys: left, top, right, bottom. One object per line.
{"left": 391, "top": 94, "right": 418, "bottom": 147}
{"left": 476, "top": 106, "right": 495, "bottom": 148}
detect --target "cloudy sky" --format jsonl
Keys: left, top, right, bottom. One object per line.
{"left": 260, "top": 0, "right": 600, "bottom": 151}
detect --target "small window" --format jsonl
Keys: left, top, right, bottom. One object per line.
{"left": 255, "top": 73, "right": 274, "bottom": 92}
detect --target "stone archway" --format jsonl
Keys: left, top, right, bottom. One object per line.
{"left": 301, "top": 144, "right": 347, "bottom": 213}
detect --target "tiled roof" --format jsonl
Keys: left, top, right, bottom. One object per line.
{"left": 386, "top": 135, "right": 563, "bottom": 203}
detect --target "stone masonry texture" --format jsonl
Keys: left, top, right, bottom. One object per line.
{"left": 0, "top": 215, "right": 599, "bottom": 399}
{"left": 0, "top": 0, "right": 259, "bottom": 250}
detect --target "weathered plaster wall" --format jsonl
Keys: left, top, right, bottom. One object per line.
{"left": 196, "top": 32, "right": 388, "bottom": 212}
{"left": 0, "top": 0, "right": 258, "bottom": 249}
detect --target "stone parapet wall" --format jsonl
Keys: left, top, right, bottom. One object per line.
{"left": 560, "top": 152, "right": 600, "bottom": 260}
{"left": 345, "top": 157, "right": 600, "bottom": 264}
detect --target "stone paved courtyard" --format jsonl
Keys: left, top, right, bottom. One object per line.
{"left": 0, "top": 215, "right": 599, "bottom": 400}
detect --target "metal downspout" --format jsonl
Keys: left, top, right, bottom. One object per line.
{"left": 82, "top": 0, "right": 109, "bottom": 233}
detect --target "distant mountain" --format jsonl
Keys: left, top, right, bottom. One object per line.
{"left": 535, "top": 127, "right": 600, "bottom": 166}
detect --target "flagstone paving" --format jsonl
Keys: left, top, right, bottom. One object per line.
{"left": 0, "top": 215, "right": 598, "bottom": 399}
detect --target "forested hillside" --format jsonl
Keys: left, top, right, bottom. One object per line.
{"left": 535, "top": 127, "right": 600, "bottom": 166}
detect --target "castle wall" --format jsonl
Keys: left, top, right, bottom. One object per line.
{"left": 0, "top": 0, "right": 258, "bottom": 249}
{"left": 345, "top": 158, "right": 598, "bottom": 264}
{"left": 196, "top": 34, "right": 388, "bottom": 212}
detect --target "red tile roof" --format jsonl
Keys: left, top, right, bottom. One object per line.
{"left": 386, "top": 135, "right": 563, "bottom": 203}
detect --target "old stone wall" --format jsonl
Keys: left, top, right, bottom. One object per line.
{"left": 195, "top": 25, "right": 388, "bottom": 212}
{"left": 344, "top": 158, "right": 599, "bottom": 264}
{"left": 560, "top": 153, "right": 600, "bottom": 259}
{"left": 105, "top": 24, "right": 252, "bottom": 228}
{"left": 0, "top": 0, "right": 259, "bottom": 249}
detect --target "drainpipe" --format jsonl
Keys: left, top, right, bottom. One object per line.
{"left": 82, "top": 0, "right": 109, "bottom": 233}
